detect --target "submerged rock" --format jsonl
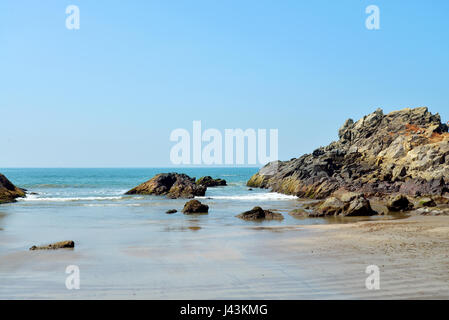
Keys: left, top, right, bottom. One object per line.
{"left": 182, "top": 200, "right": 209, "bottom": 214}
{"left": 288, "top": 208, "right": 308, "bottom": 217}
{"left": 236, "top": 206, "right": 284, "bottom": 221}
{"left": 247, "top": 107, "right": 449, "bottom": 199}
{"left": 166, "top": 209, "right": 177, "bottom": 214}
{"left": 29, "top": 240, "right": 75, "bottom": 251}
{"left": 196, "top": 176, "right": 227, "bottom": 187}
{"left": 0, "top": 174, "right": 25, "bottom": 204}
{"left": 125, "top": 173, "right": 206, "bottom": 199}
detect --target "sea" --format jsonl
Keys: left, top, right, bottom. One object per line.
{"left": 0, "top": 168, "right": 386, "bottom": 299}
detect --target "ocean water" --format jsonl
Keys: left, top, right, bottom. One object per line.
{"left": 0, "top": 168, "right": 385, "bottom": 299}
{"left": 0, "top": 167, "right": 311, "bottom": 227}
{"left": 2, "top": 167, "right": 296, "bottom": 203}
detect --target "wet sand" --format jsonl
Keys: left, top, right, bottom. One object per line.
{"left": 1, "top": 214, "right": 448, "bottom": 299}
{"left": 276, "top": 215, "right": 449, "bottom": 299}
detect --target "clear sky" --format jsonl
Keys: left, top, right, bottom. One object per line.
{"left": 1, "top": 0, "right": 448, "bottom": 167}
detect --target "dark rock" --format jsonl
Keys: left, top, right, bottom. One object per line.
{"left": 30, "top": 240, "right": 75, "bottom": 251}
{"left": 166, "top": 209, "right": 177, "bottom": 214}
{"left": 236, "top": 206, "right": 284, "bottom": 221}
{"left": 125, "top": 173, "right": 206, "bottom": 199}
{"left": 0, "top": 174, "right": 25, "bottom": 204}
{"left": 387, "top": 195, "right": 414, "bottom": 212}
{"left": 182, "top": 200, "right": 209, "bottom": 214}
{"left": 196, "top": 176, "right": 227, "bottom": 187}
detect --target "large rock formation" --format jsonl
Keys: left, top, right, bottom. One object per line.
{"left": 125, "top": 173, "right": 206, "bottom": 199}
{"left": 248, "top": 107, "right": 449, "bottom": 199}
{"left": 0, "top": 174, "right": 25, "bottom": 204}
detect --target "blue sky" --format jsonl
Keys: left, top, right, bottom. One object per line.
{"left": 1, "top": 0, "right": 448, "bottom": 167}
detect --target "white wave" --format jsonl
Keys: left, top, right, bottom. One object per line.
{"left": 195, "top": 192, "right": 297, "bottom": 201}
{"left": 83, "top": 203, "right": 141, "bottom": 207}
{"left": 17, "top": 194, "right": 136, "bottom": 202}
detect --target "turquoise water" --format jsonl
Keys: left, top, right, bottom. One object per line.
{"left": 0, "top": 168, "right": 303, "bottom": 225}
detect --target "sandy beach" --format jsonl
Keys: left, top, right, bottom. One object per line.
{"left": 1, "top": 207, "right": 448, "bottom": 299}
{"left": 274, "top": 215, "right": 449, "bottom": 299}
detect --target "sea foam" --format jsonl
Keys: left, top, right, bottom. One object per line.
{"left": 195, "top": 192, "right": 297, "bottom": 201}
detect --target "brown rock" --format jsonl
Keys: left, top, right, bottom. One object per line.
{"left": 314, "top": 192, "right": 377, "bottom": 217}
{"left": 0, "top": 174, "right": 25, "bottom": 204}
{"left": 125, "top": 173, "right": 206, "bottom": 199}
{"left": 196, "top": 176, "right": 227, "bottom": 187}
{"left": 182, "top": 200, "right": 209, "bottom": 214}
{"left": 30, "top": 240, "right": 75, "bottom": 251}
{"left": 288, "top": 208, "right": 308, "bottom": 217}
{"left": 236, "top": 206, "right": 284, "bottom": 221}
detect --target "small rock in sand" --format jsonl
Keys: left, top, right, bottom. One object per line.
{"left": 29, "top": 240, "right": 75, "bottom": 251}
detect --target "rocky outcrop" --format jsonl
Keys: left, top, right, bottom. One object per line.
{"left": 248, "top": 107, "right": 449, "bottom": 199}
{"left": 196, "top": 176, "right": 227, "bottom": 187}
{"left": 182, "top": 200, "right": 209, "bottom": 214}
{"left": 236, "top": 206, "right": 284, "bottom": 221}
{"left": 29, "top": 240, "right": 75, "bottom": 251}
{"left": 125, "top": 173, "right": 206, "bottom": 199}
{"left": 0, "top": 174, "right": 25, "bottom": 204}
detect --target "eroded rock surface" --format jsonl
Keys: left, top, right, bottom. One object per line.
{"left": 125, "top": 173, "right": 206, "bottom": 199}
{"left": 248, "top": 107, "right": 449, "bottom": 199}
